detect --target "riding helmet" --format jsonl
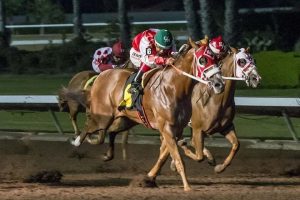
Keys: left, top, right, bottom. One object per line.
{"left": 154, "top": 29, "right": 173, "bottom": 49}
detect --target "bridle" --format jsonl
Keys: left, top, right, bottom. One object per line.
{"left": 221, "top": 48, "right": 259, "bottom": 82}
{"left": 170, "top": 45, "right": 221, "bottom": 86}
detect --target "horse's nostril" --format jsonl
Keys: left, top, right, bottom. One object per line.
{"left": 214, "top": 82, "right": 222, "bottom": 88}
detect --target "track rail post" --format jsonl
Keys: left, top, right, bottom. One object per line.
{"left": 49, "top": 109, "right": 64, "bottom": 135}
{"left": 282, "top": 110, "right": 299, "bottom": 142}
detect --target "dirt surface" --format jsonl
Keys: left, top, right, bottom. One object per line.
{"left": 0, "top": 138, "right": 300, "bottom": 200}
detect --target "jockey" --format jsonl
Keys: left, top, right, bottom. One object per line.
{"left": 208, "top": 35, "right": 229, "bottom": 60}
{"left": 129, "top": 28, "right": 176, "bottom": 93}
{"left": 92, "top": 41, "right": 127, "bottom": 73}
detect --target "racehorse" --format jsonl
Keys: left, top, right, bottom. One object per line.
{"left": 58, "top": 70, "right": 130, "bottom": 160}
{"left": 68, "top": 38, "right": 224, "bottom": 191}
{"left": 58, "top": 70, "right": 97, "bottom": 136}
{"left": 166, "top": 47, "right": 261, "bottom": 173}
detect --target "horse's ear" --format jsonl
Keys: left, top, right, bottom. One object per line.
{"left": 199, "top": 35, "right": 209, "bottom": 46}
{"left": 230, "top": 46, "right": 238, "bottom": 53}
{"left": 188, "top": 37, "right": 198, "bottom": 49}
{"left": 246, "top": 47, "right": 250, "bottom": 53}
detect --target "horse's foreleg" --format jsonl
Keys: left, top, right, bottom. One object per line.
{"left": 70, "top": 113, "right": 80, "bottom": 136}
{"left": 103, "top": 132, "right": 117, "bottom": 161}
{"left": 121, "top": 130, "right": 129, "bottom": 160}
{"left": 203, "top": 146, "right": 216, "bottom": 166}
{"left": 162, "top": 126, "right": 191, "bottom": 191}
{"left": 70, "top": 113, "right": 98, "bottom": 147}
{"left": 70, "top": 129, "right": 88, "bottom": 147}
{"left": 68, "top": 102, "right": 80, "bottom": 135}
{"left": 147, "top": 139, "right": 169, "bottom": 178}
{"left": 214, "top": 126, "right": 240, "bottom": 173}
{"left": 178, "top": 127, "right": 205, "bottom": 162}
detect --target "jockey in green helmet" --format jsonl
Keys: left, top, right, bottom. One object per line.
{"left": 128, "top": 29, "right": 176, "bottom": 95}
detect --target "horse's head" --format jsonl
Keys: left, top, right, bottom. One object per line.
{"left": 189, "top": 38, "right": 224, "bottom": 94}
{"left": 232, "top": 47, "right": 261, "bottom": 88}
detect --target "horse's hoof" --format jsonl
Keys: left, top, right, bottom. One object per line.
{"left": 70, "top": 136, "right": 81, "bottom": 147}
{"left": 214, "top": 164, "right": 226, "bottom": 173}
{"left": 170, "top": 160, "right": 177, "bottom": 172}
{"left": 102, "top": 154, "right": 114, "bottom": 162}
{"left": 177, "top": 139, "right": 187, "bottom": 146}
{"left": 142, "top": 176, "right": 157, "bottom": 188}
{"left": 207, "top": 158, "right": 216, "bottom": 166}
{"left": 184, "top": 186, "right": 192, "bottom": 192}
{"left": 69, "top": 136, "right": 80, "bottom": 147}
{"left": 130, "top": 175, "right": 157, "bottom": 188}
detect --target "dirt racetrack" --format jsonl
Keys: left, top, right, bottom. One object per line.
{"left": 0, "top": 136, "right": 299, "bottom": 200}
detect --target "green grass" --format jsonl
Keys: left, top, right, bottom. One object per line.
{"left": 0, "top": 74, "right": 71, "bottom": 94}
{"left": 253, "top": 51, "right": 300, "bottom": 88}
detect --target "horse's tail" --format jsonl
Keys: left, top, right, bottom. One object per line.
{"left": 58, "top": 87, "right": 89, "bottom": 109}
{"left": 57, "top": 86, "right": 68, "bottom": 111}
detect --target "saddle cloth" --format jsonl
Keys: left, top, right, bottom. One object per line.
{"left": 83, "top": 75, "right": 98, "bottom": 90}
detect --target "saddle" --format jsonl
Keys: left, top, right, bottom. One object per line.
{"left": 118, "top": 68, "right": 160, "bottom": 128}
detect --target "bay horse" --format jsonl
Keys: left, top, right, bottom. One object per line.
{"left": 167, "top": 47, "right": 261, "bottom": 173}
{"left": 69, "top": 38, "right": 224, "bottom": 191}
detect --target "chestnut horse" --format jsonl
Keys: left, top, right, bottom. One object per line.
{"left": 58, "top": 70, "right": 97, "bottom": 136}
{"left": 58, "top": 70, "right": 130, "bottom": 160}
{"left": 69, "top": 39, "right": 224, "bottom": 191}
{"left": 166, "top": 47, "right": 261, "bottom": 173}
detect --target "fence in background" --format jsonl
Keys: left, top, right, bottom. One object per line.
{"left": 0, "top": 95, "right": 299, "bottom": 142}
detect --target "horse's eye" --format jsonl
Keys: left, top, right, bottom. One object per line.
{"left": 238, "top": 58, "right": 246, "bottom": 67}
{"left": 198, "top": 57, "right": 207, "bottom": 66}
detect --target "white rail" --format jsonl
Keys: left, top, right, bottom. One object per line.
{"left": 0, "top": 95, "right": 299, "bottom": 141}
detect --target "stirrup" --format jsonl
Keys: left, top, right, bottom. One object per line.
{"left": 129, "top": 87, "right": 138, "bottom": 94}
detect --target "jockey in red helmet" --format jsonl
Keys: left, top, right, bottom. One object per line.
{"left": 208, "top": 35, "right": 228, "bottom": 60}
{"left": 112, "top": 41, "right": 127, "bottom": 63}
{"left": 92, "top": 41, "right": 127, "bottom": 73}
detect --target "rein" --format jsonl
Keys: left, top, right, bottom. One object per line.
{"left": 222, "top": 76, "right": 245, "bottom": 81}
{"left": 165, "top": 44, "right": 211, "bottom": 85}
{"left": 170, "top": 64, "right": 211, "bottom": 85}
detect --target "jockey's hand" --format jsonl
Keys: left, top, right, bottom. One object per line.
{"left": 170, "top": 52, "right": 179, "bottom": 58}
{"left": 165, "top": 57, "right": 175, "bottom": 65}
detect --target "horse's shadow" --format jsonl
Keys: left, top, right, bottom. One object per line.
{"left": 189, "top": 180, "right": 300, "bottom": 187}
{"left": 45, "top": 177, "right": 300, "bottom": 188}
{"left": 52, "top": 178, "right": 131, "bottom": 187}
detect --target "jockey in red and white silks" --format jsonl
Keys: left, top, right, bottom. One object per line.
{"left": 130, "top": 28, "right": 177, "bottom": 74}
{"left": 92, "top": 41, "right": 127, "bottom": 73}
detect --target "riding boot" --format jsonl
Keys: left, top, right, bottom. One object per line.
{"left": 129, "top": 69, "right": 144, "bottom": 94}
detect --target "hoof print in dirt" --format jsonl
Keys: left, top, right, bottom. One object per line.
{"left": 130, "top": 175, "right": 157, "bottom": 188}
{"left": 281, "top": 166, "right": 300, "bottom": 177}
{"left": 23, "top": 170, "right": 63, "bottom": 183}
